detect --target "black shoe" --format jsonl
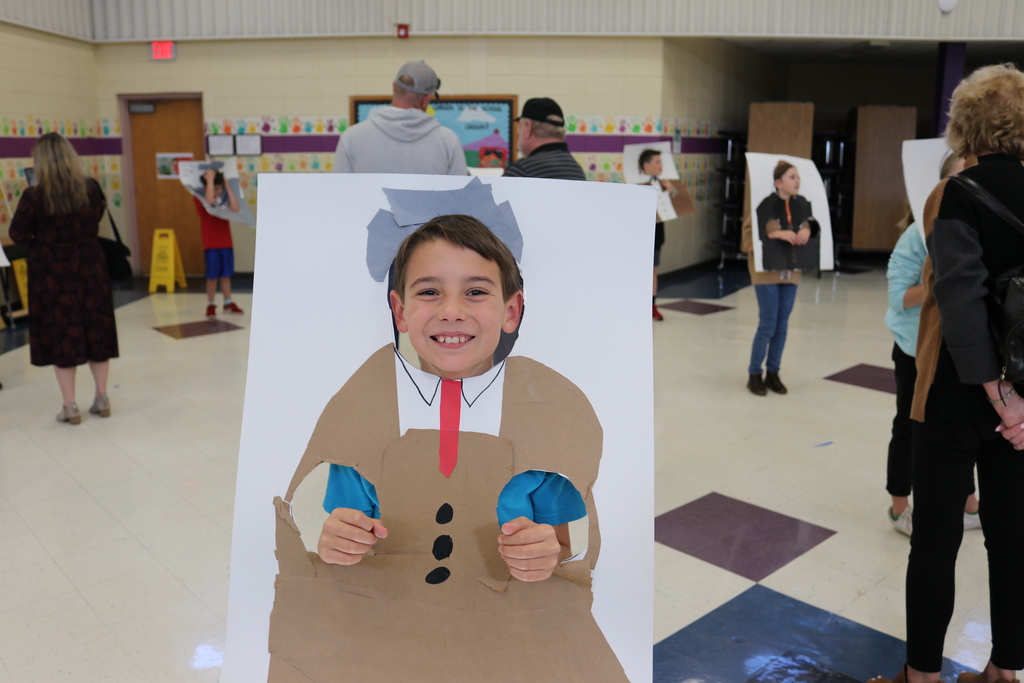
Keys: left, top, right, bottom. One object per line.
{"left": 747, "top": 373, "right": 767, "bottom": 396}
{"left": 765, "top": 371, "right": 788, "bottom": 394}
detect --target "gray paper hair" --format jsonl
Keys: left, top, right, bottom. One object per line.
{"left": 365, "top": 177, "right": 524, "bottom": 282}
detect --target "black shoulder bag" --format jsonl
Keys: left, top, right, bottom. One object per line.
{"left": 950, "top": 175, "right": 1024, "bottom": 383}
{"left": 97, "top": 192, "right": 133, "bottom": 282}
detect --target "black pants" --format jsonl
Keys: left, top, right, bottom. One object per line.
{"left": 906, "top": 414, "right": 1024, "bottom": 672}
{"left": 886, "top": 344, "right": 917, "bottom": 497}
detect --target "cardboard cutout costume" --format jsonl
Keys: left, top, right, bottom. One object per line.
{"left": 755, "top": 193, "right": 820, "bottom": 271}
{"left": 177, "top": 158, "right": 256, "bottom": 228}
{"left": 267, "top": 179, "right": 628, "bottom": 682}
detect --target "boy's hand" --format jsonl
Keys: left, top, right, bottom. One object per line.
{"left": 202, "top": 169, "right": 216, "bottom": 182}
{"left": 498, "top": 517, "right": 562, "bottom": 582}
{"left": 317, "top": 508, "right": 388, "bottom": 565}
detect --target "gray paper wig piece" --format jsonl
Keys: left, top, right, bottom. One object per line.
{"left": 365, "top": 177, "right": 524, "bottom": 282}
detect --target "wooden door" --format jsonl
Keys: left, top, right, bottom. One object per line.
{"left": 742, "top": 102, "right": 815, "bottom": 228}
{"left": 852, "top": 106, "right": 917, "bottom": 250}
{"left": 128, "top": 98, "right": 206, "bottom": 275}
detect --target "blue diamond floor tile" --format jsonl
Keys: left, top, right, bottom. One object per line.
{"left": 653, "top": 585, "right": 976, "bottom": 683}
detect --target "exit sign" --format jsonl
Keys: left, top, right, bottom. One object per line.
{"left": 151, "top": 41, "right": 175, "bottom": 60}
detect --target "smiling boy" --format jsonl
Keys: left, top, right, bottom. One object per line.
{"left": 317, "top": 215, "right": 583, "bottom": 580}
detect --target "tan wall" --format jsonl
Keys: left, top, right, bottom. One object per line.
{"left": 6, "top": 31, "right": 746, "bottom": 273}
{"left": 659, "top": 39, "right": 786, "bottom": 274}
{"left": 94, "top": 36, "right": 665, "bottom": 120}
{"left": 94, "top": 35, "right": 668, "bottom": 271}
{"left": 0, "top": 23, "right": 98, "bottom": 121}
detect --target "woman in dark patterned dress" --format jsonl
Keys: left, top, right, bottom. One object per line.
{"left": 9, "top": 133, "right": 119, "bottom": 424}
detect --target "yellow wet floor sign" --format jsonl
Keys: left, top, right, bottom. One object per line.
{"left": 149, "top": 229, "right": 187, "bottom": 293}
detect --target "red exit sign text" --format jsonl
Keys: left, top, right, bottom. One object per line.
{"left": 151, "top": 41, "right": 176, "bottom": 60}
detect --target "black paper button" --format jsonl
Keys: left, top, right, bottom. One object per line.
{"left": 436, "top": 503, "right": 453, "bottom": 524}
{"left": 432, "top": 535, "right": 453, "bottom": 560}
{"left": 425, "top": 567, "right": 451, "bottom": 584}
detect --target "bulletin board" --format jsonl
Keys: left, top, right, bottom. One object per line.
{"left": 351, "top": 95, "right": 518, "bottom": 170}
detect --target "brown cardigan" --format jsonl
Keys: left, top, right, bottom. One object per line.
{"left": 910, "top": 179, "right": 949, "bottom": 421}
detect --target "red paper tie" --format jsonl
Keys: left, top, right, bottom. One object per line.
{"left": 439, "top": 379, "right": 462, "bottom": 477}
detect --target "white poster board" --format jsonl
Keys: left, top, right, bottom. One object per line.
{"left": 177, "top": 158, "right": 256, "bottom": 227}
{"left": 222, "top": 174, "right": 655, "bottom": 683}
{"left": 902, "top": 137, "right": 951, "bottom": 249}
{"left": 622, "top": 141, "right": 680, "bottom": 184}
{"left": 207, "top": 134, "right": 235, "bottom": 156}
{"left": 0, "top": 247, "right": 9, "bottom": 268}
{"left": 746, "top": 152, "right": 835, "bottom": 272}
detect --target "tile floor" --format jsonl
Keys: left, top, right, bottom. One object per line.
{"left": 0, "top": 264, "right": 999, "bottom": 682}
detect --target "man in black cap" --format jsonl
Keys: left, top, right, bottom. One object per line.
{"left": 503, "top": 98, "right": 586, "bottom": 181}
{"left": 334, "top": 60, "right": 467, "bottom": 175}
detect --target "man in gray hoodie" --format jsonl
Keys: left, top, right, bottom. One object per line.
{"left": 334, "top": 61, "right": 468, "bottom": 176}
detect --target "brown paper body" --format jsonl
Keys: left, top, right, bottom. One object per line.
{"left": 268, "top": 345, "right": 629, "bottom": 682}
{"left": 669, "top": 180, "right": 697, "bottom": 218}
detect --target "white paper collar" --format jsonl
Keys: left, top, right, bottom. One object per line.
{"left": 393, "top": 346, "right": 505, "bottom": 408}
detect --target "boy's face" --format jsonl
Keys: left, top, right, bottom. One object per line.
{"left": 642, "top": 155, "right": 662, "bottom": 176}
{"left": 390, "top": 240, "right": 523, "bottom": 380}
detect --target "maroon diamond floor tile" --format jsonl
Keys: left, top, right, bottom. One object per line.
{"left": 824, "top": 363, "right": 896, "bottom": 394}
{"left": 154, "top": 319, "right": 244, "bottom": 339}
{"left": 655, "top": 492, "right": 835, "bottom": 581}
{"left": 659, "top": 299, "right": 735, "bottom": 315}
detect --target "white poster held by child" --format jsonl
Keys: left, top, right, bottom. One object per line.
{"left": 902, "top": 138, "right": 951, "bottom": 249}
{"left": 177, "top": 158, "right": 256, "bottom": 227}
{"left": 746, "top": 152, "right": 835, "bottom": 272}
{"left": 655, "top": 187, "right": 678, "bottom": 221}
{"left": 222, "top": 175, "right": 655, "bottom": 683}
{"left": 622, "top": 140, "right": 679, "bottom": 184}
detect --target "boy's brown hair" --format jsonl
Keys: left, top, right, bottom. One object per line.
{"left": 392, "top": 214, "right": 524, "bottom": 302}
{"left": 773, "top": 160, "right": 794, "bottom": 181}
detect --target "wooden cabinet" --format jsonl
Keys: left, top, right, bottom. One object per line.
{"left": 851, "top": 106, "right": 917, "bottom": 250}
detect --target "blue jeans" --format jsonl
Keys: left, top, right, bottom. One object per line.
{"left": 748, "top": 284, "right": 797, "bottom": 374}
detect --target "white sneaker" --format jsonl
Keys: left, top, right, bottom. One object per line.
{"left": 889, "top": 505, "right": 913, "bottom": 536}
{"left": 963, "top": 510, "right": 982, "bottom": 530}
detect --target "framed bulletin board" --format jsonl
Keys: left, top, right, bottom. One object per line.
{"left": 351, "top": 95, "right": 518, "bottom": 169}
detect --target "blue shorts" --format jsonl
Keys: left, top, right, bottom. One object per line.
{"left": 204, "top": 248, "right": 234, "bottom": 279}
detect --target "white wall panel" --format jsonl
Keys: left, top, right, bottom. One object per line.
{"left": 0, "top": 0, "right": 93, "bottom": 41}
{"left": 6, "top": 0, "right": 1024, "bottom": 43}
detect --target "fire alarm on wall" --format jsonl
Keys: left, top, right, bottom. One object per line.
{"left": 396, "top": 24, "right": 409, "bottom": 39}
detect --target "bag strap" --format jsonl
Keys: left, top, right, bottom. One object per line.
{"left": 107, "top": 207, "right": 124, "bottom": 246}
{"left": 95, "top": 183, "right": 125, "bottom": 247}
{"left": 950, "top": 175, "right": 1024, "bottom": 238}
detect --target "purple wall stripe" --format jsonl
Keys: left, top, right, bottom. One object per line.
{"left": 0, "top": 136, "right": 122, "bottom": 159}
{"left": 260, "top": 135, "right": 340, "bottom": 154}
{"left": 258, "top": 133, "right": 727, "bottom": 155}
{"left": 0, "top": 133, "right": 723, "bottom": 160}
{"left": 564, "top": 134, "right": 727, "bottom": 154}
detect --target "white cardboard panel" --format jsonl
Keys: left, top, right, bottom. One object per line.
{"left": 902, "top": 137, "right": 951, "bottom": 249}
{"left": 623, "top": 140, "right": 680, "bottom": 184}
{"left": 222, "top": 174, "right": 655, "bottom": 683}
{"left": 746, "top": 152, "right": 835, "bottom": 272}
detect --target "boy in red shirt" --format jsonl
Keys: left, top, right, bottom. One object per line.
{"left": 193, "top": 168, "right": 243, "bottom": 318}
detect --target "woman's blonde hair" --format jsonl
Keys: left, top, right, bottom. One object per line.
{"left": 31, "top": 132, "right": 90, "bottom": 215}
{"left": 946, "top": 63, "right": 1024, "bottom": 160}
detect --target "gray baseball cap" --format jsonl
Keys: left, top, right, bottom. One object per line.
{"left": 394, "top": 60, "right": 441, "bottom": 96}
